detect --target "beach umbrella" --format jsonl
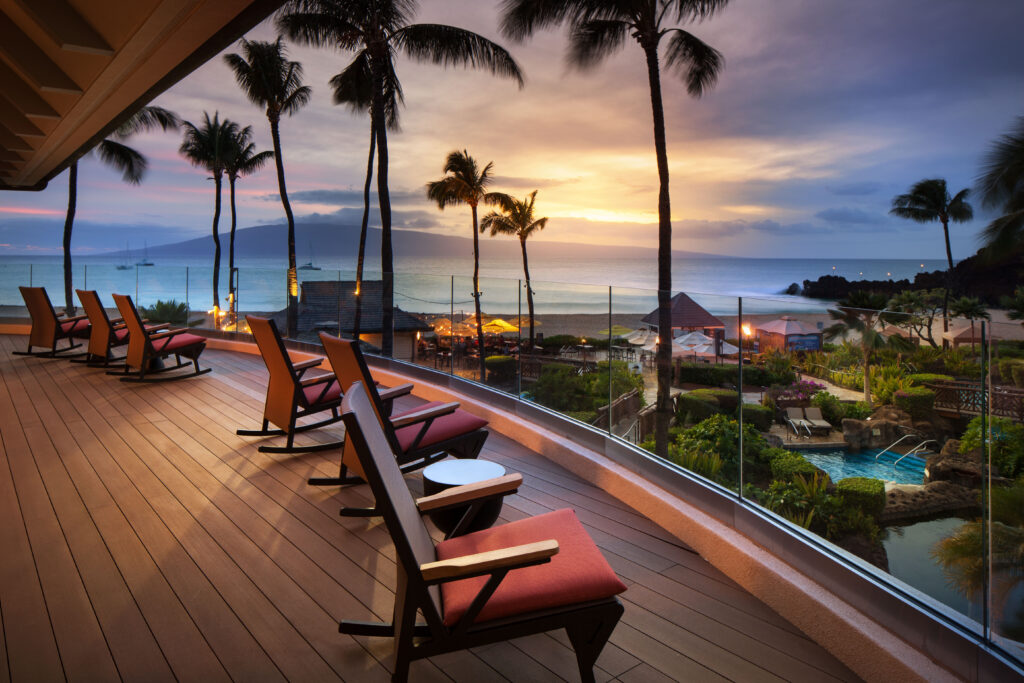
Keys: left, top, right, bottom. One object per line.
{"left": 627, "top": 328, "right": 657, "bottom": 345}
{"left": 757, "top": 316, "right": 816, "bottom": 336}
{"left": 481, "top": 318, "right": 519, "bottom": 334}
{"left": 599, "top": 324, "right": 635, "bottom": 337}
{"left": 672, "top": 331, "right": 713, "bottom": 349}
{"left": 506, "top": 315, "right": 541, "bottom": 328}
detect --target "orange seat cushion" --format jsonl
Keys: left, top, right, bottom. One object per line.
{"left": 302, "top": 379, "right": 342, "bottom": 406}
{"left": 436, "top": 508, "right": 626, "bottom": 627}
{"left": 392, "top": 403, "right": 487, "bottom": 452}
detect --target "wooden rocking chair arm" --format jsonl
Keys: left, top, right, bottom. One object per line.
{"left": 389, "top": 402, "right": 459, "bottom": 429}
{"left": 147, "top": 328, "right": 188, "bottom": 340}
{"left": 378, "top": 383, "right": 414, "bottom": 401}
{"left": 291, "top": 357, "right": 325, "bottom": 376}
{"left": 416, "top": 474, "right": 523, "bottom": 513}
{"left": 59, "top": 313, "right": 89, "bottom": 323}
{"left": 420, "top": 539, "right": 558, "bottom": 584}
{"left": 299, "top": 372, "right": 336, "bottom": 387}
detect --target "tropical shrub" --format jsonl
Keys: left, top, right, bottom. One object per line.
{"left": 542, "top": 334, "right": 581, "bottom": 349}
{"left": 675, "top": 363, "right": 793, "bottom": 388}
{"left": 907, "top": 373, "right": 954, "bottom": 385}
{"left": 485, "top": 355, "right": 516, "bottom": 384}
{"left": 670, "top": 414, "right": 768, "bottom": 484}
{"left": 754, "top": 473, "right": 879, "bottom": 541}
{"left": 759, "top": 348, "right": 795, "bottom": 383}
{"left": 772, "top": 379, "right": 825, "bottom": 405}
{"left": 530, "top": 363, "right": 589, "bottom": 412}
{"left": 564, "top": 410, "right": 597, "bottom": 424}
{"left": 997, "top": 359, "right": 1024, "bottom": 385}
{"left": 676, "top": 394, "right": 720, "bottom": 425}
{"left": 893, "top": 387, "right": 935, "bottom": 419}
{"left": 688, "top": 388, "right": 738, "bottom": 412}
{"left": 1013, "top": 365, "right": 1024, "bottom": 389}
{"left": 140, "top": 299, "right": 194, "bottom": 326}
{"left": 810, "top": 391, "right": 846, "bottom": 427}
{"left": 869, "top": 365, "right": 911, "bottom": 405}
{"left": 769, "top": 451, "right": 819, "bottom": 482}
{"left": 741, "top": 403, "right": 774, "bottom": 431}
{"left": 667, "top": 448, "right": 725, "bottom": 480}
{"left": 959, "top": 416, "right": 1024, "bottom": 478}
{"left": 844, "top": 401, "right": 874, "bottom": 420}
{"left": 836, "top": 477, "right": 886, "bottom": 519}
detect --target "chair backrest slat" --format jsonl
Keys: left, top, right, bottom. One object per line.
{"left": 77, "top": 289, "right": 113, "bottom": 357}
{"left": 246, "top": 316, "right": 303, "bottom": 430}
{"left": 112, "top": 293, "right": 149, "bottom": 369}
{"left": 340, "top": 382, "right": 442, "bottom": 611}
{"left": 19, "top": 286, "right": 59, "bottom": 347}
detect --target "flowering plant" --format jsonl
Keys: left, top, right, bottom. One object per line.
{"left": 774, "top": 379, "right": 825, "bottom": 403}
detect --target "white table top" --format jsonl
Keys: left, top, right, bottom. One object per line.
{"left": 423, "top": 459, "right": 505, "bottom": 487}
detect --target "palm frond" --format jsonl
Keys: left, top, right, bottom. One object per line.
{"left": 97, "top": 139, "right": 147, "bottom": 184}
{"left": 112, "top": 105, "right": 181, "bottom": 139}
{"left": 225, "top": 37, "right": 310, "bottom": 118}
{"left": 981, "top": 210, "right": 1024, "bottom": 252}
{"left": 976, "top": 116, "right": 1024, "bottom": 210}
{"left": 669, "top": 0, "right": 731, "bottom": 23}
{"left": 663, "top": 28, "right": 723, "bottom": 96}
{"left": 948, "top": 187, "right": 973, "bottom": 221}
{"left": 567, "top": 19, "right": 629, "bottom": 70}
{"left": 394, "top": 24, "right": 524, "bottom": 87}
{"left": 500, "top": 0, "right": 581, "bottom": 41}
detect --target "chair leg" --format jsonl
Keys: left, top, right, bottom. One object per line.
{"left": 567, "top": 601, "right": 624, "bottom": 683}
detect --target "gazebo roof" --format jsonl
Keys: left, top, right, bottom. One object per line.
{"left": 641, "top": 292, "right": 724, "bottom": 329}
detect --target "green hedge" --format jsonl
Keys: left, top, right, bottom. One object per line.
{"left": 893, "top": 386, "right": 935, "bottom": 419}
{"left": 688, "top": 388, "right": 739, "bottom": 413}
{"left": 485, "top": 355, "right": 516, "bottom": 383}
{"left": 740, "top": 404, "right": 774, "bottom": 431}
{"left": 907, "top": 373, "right": 954, "bottom": 385}
{"left": 769, "top": 451, "right": 819, "bottom": 482}
{"left": 1013, "top": 365, "right": 1024, "bottom": 388}
{"left": 836, "top": 477, "right": 885, "bottom": 519}
{"left": 675, "top": 363, "right": 793, "bottom": 388}
{"left": 677, "top": 394, "right": 721, "bottom": 424}
{"left": 998, "top": 359, "right": 1024, "bottom": 385}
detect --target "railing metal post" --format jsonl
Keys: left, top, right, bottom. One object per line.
{"left": 608, "top": 285, "right": 613, "bottom": 435}
{"left": 185, "top": 266, "right": 189, "bottom": 323}
{"left": 449, "top": 275, "right": 454, "bottom": 376}
{"left": 738, "top": 296, "right": 744, "bottom": 497}
{"left": 981, "top": 321, "right": 990, "bottom": 641}
{"left": 29, "top": 263, "right": 33, "bottom": 286}
{"left": 517, "top": 279, "right": 522, "bottom": 396}
{"left": 135, "top": 264, "right": 139, "bottom": 302}
{"left": 83, "top": 264, "right": 87, "bottom": 290}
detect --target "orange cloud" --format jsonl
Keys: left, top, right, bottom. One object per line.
{"left": 0, "top": 206, "right": 64, "bottom": 216}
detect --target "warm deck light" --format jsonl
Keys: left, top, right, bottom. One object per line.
{"left": 741, "top": 323, "right": 752, "bottom": 337}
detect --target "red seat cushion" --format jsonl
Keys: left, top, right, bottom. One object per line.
{"left": 61, "top": 318, "right": 90, "bottom": 337}
{"left": 436, "top": 508, "right": 626, "bottom": 627}
{"left": 113, "top": 328, "right": 130, "bottom": 342}
{"left": 392, "top": 404, "right": 487, "bottom": 452}
{"left": 152, "top": 332, "right": 205, "bottom": 354}
{"left": 302, "top": 379, "right": 341, "bottom": 406}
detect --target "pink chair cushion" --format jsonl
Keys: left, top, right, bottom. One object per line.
{"left": 114, "top": 328, "right": 130, "bottom": 342}
{"left": 152, "top": 332, "right": 205, "bottom": 354}
{"left": 392, "top": 404, "right": 487, "bottom": 452}
{"left": 436, "top": 508, "right": 626, "bottom": 627}
{"left": 302, "top": 379, "right": 342, "bottom": 405}
{"left": 61, "top": 319, "right": 90, "bottom": 337}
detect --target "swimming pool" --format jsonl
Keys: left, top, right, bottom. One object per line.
{"left": 800, "top": 447, "right": 926, "bottom": 485}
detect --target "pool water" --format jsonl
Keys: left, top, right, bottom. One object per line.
{"left": 801, "top": 447, "right": 926, "bottom": 485}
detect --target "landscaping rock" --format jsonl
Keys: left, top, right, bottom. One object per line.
{"left": 842, "top": 416, "right": 904, "bottom": 452}
{"left": 925, "top": 450, "right": 984, "bottom": 488}
{"left": 881, "top": 481, "right": 979, "bottom": 524}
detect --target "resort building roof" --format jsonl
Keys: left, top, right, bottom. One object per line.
{"left": 641, "top": 292, "right": 725, "bottom": 330}
{"left": 298, "top": 279, "right": 432, "bottom": 334}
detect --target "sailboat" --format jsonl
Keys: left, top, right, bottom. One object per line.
{"left": 298, "top": 241, "right": 321, "bottom": 270}
{"left": 136, "top": 241, "right": 154, "bottom": 266}
{"left": 116, "top": 241, "right": 132, "bottom": 270}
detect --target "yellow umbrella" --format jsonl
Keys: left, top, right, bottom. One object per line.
{"left": 506, "top": 315, "right": 541, "bottom": 328}
{"left": 599, "top": 324, "right": 635, "bottom": 337}
{"left": 481, "top": 318, "right": 519, "bottom": 334}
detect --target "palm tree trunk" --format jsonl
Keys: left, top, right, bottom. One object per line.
{"left": 862, "top": 341, "right": 872, "bottom": 407}
{"left": 354, "top": 124, "right": 375, "bottom": 339}
{"left": 942, "top": 219, "right": 953, "bottom": 338}
{"left": 644, "top": 45, "right": 673, "bottom": 459}
{"left": 374, "top": 98, "right": 394, "bottom": 357}
{"left": 62, "top": 161, "right": 77, "bottom": 315}
{"left": 520, "top": 236, "right": 535, "bottom": 349}
{"left": 269, "top": 116, "right": 298, "bottom": 339}
{"left": 228, "top": 175, "right": 238, "bottom": 319}
{"left": 211, "top": 174, "right": 223, "bottom": 323}
{"left": 472, "top": 204, "right": 486, "bottom": 382}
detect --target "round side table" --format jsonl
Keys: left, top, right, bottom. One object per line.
{"left": 422, "top": 459, "right": 506, "bottom": 535}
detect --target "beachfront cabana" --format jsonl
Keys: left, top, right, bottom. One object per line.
{"left": 298, "top": 280, "right": 431, "bottom": 360}
{"left": 640, "top": 292, "right": 726, "bottom": 339}
{"left": 757, "top": 316, "right": 822, "bottom": 352}
{"left": 942, "top": 325, "right": 1001, "bottom": 348}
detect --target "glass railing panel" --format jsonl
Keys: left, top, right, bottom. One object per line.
{"left": 983, "top": 319, "right": 1023, "bottom": 660}
{"left": 1, "top": 262, "right": 35, "bottom": 318}
{"left": 233, "top": 266, "right": 286, "bottom": 335}
{"left": 135, "top": 265, "right": 189, "bottom": 326}
{"left": 609, "top": 284, "right": 657, "bottom": 445}
{"left": 471, "top": 273, "right": 524, "bottom": 395}
{"left": 516, "top": 276, "right": 613, "bottom": 427}
{"left": 393, "top": 271, "right": 455, "bottom": 372}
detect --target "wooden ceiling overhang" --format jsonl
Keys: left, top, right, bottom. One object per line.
{"left": 0, "top": 0, "right": 284, "bottom": 191}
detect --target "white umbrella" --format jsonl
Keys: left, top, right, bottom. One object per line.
{"left": 627, "top": 328, "right": 658, "bottom": 346}
{"left": 672, "top": 331, "right": 712, "bottom": 350}
{"left": 687, "top": 340, "right": 740, "bottom": 357}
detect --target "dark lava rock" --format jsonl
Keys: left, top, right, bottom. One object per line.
{"left": 881, "top": 481, "right": 980, "bottom": 524}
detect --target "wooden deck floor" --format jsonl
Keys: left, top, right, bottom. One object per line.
{"left": 0, "top": 336, "right": 860, "bottom": 682}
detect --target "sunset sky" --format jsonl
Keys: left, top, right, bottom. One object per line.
{"left": 2, "top": 0, "right": 1023, "bottom": 259}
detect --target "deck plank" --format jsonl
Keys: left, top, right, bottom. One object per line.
{"left": 0, "top": 337, "right": 862, "bottom": 683}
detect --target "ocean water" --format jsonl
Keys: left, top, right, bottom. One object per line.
{"left": 0, "top": 254, "right": 948, "bottom": 316}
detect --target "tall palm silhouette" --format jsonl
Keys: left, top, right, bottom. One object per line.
{"left": 501, "top": 0, "right": 727, "bottom": 457}
{"left": 179, "top": 112, "right": 239, "bottom": 323}
{"left": 277, "top": 0, "right": 523, "bottom": 356}
{"left": 977, "top": 117, "right": 1024, "bottom": 254}
{"left": 224, "top": 125, "right": 274, "bottom": 323}
{"left": 427, "top": 151, "right": 508, "bottom": 382}
{"left": 61, "top": 105, "right": 179, "bottom": 313}
{"left": 890, "top": 178, "right": 973, "bottom": 335}
{"left": 480, "top": 190, "right": 548, "bottom": 349}
{"left": 224, "top": 37, "right": 311, "bottom": 338}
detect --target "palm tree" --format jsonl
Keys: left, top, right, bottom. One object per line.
{"left": 1002, "top": 287, "right": 1024, "bottom": 324}
{"left": 224, "top": 125, "right": 274, "bottom": 324}
{"left": 179, "top": 112, "right": 239, "bottom": 324}
{"left": 480, "top": 190, "right": 548, "bottom": 349}
{"left": 501, "top": 0, "right": 727, "bottom": 458}
{"left": 824, "top": 291, "right": 905, "bottom": 407}
{"left": 277, "top": 0, "right": 523, "bottom": 356}
{"left": 976, "top": 117, "right": 1024, "bottom": 254}
{"left": 889, "top": 178, "right": 973, "bottom": 335}
{"left": 61, "top": 106, "right": 179, "bottom": 313}
{"left": 949, "top": 296, "right": 990, "bottom": 351}
{"left": 224, "top": 37, "right": 311, "bottom": 339}
{"left": 427, "top": 151, "right": 508, "bottom": 381}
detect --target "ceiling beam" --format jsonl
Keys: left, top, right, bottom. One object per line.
{"left": 0, "top": 61, "right": 61, "bottom": 118}
{"left": 11, "top": 0, "right": 113, "bottom": 55}
{"left": 0, "top": 160, "right": 18, "bottom": 171}
{"left": 0, "top": 93, "right": 45, "bottom": 136}
{"left": 0, "top": 11, "right": 81, "bottom": 92}
{"left": 0, "top": 149, "right": 27, "bottom": 161}
{"left": 0, "top": 122, "right": 33, "bottom": 151}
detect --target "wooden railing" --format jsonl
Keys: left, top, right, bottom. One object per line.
{"left": 928, "top": 381, "right": 1024, "bottom": 423}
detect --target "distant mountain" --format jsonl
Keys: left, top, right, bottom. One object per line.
{"left": 109, "top": 220, "right": 726, "bottom": 263}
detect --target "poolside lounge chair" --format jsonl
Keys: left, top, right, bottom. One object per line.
{"left": 14, "top": 286, "right": 90, "bottom": 357}
{"left": 108, "top": 293, "right": 209, "bottom": 382}
{"left": 803, "top": 406, "right": 833, "bottom": 435}
{"left": 784, "top": 407, "right": 811, "bottom": 437}
{"left": 237, "top": 315, "right": 344, "bottom": 454}
{"left": 337, "top": 381, "right": 626, "bottom": 682}
{"left": 314, "top": 333, "right": 488, "bottom": 510}
{"left": 75, "top": 289, "right": 167, "bottom": 367}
